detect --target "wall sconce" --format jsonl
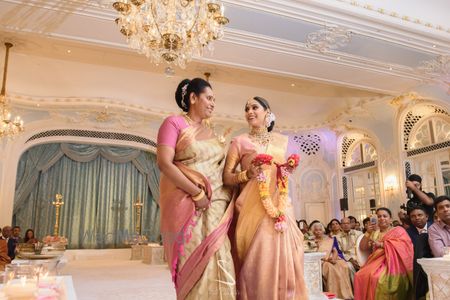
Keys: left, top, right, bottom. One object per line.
{"left": 384, "top": 175, "right": 397, "bottom": 192}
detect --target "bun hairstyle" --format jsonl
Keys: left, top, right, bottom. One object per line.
{"left": 253, "top": 96, "right": 275, "bottom": 132}
{"left": 175, "top": 78, "right": 212, "bottom": 112}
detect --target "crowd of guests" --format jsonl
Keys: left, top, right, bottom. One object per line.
{"left": 0, "top": 226, "right": 38, "bottom": 271}
{"left": 297, "top": 174, "right": 450, "bottom": 300}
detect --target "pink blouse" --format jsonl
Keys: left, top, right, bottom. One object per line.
{"left": 157, "top": 115, "right": 189, "bottom": 149}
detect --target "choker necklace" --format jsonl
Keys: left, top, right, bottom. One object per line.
{"left": 249, "top": 127, "right": 272, "bottom": 147}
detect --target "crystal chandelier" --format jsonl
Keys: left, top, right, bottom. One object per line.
{"left": 1, "top": 42, "right": 24, "bottom": 139}
{"left": 112, "top": 0, "right": 229, "bottom": 68}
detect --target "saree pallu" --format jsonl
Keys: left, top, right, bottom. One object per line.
{"left": 160, "top": 124, "right": 235, "bottom": 300}
{"left": 230, "top": 133, "right": 308, "bottom": 300}
{"left": 317, "top": 237, "right": 353, "bottom": 299}
{"left": 354, "top": 226, "right": 413, "bottom": 300}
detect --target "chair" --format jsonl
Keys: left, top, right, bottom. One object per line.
{"left": 355, "top": 234, "right": 370, "bottom": 267}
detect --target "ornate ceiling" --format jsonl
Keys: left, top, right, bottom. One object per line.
{"left": 0, "top": 0, "right": 448, "bottom": 130}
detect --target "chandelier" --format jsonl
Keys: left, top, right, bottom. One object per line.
{"left": 1, "top": 42, "right": 24, "bottom": 139}
{"left": 112, "top": 0, "right": 229, "bottom": 68}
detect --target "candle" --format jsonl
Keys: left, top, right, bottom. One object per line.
{"left": 3, "top": 279, "right": 38, "bottom": 299}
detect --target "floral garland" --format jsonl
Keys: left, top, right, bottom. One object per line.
{"left": 252, "top": 153, "right": 300, "bottom": 233}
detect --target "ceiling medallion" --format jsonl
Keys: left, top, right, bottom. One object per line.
{"left": 306, "top": 25, "right": 352, "bottom": 53}
{"left": 112, "top": 0, "right": 230, "bottom": 69}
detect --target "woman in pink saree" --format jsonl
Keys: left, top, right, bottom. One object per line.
{"left": 157, "top": 78, "right": 235, "bottom": 300}
{"left": 354, "top": 207, "right": 413, "bottom": 300}
{"left": 223, "top": 97, "right": 308, "bottom": 300}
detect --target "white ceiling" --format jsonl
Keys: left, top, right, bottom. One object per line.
{"left": 0, "top": 0, "right": 448, "bottom": 129}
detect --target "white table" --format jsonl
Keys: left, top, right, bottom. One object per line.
{"left": 304, "top": 252, "right": 328, "bottom": 300}
{"left": 417, "top": 258, "right": 450, "bottom": 300}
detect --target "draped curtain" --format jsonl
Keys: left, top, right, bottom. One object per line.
{"left": 13, "top": 143, "right": 160, "bottom": 249}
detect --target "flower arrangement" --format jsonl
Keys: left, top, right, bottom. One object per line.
{"left": 252, "top": 153, "right": 300, "bottom": 233}
{"left": 42, "top": 235, "right": 68, "bottom": 246}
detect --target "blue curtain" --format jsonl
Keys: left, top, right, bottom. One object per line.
{"left": 13, "top": 143, "right": 160, "bottom": 249}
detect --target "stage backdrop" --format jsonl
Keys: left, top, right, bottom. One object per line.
{"left": 13, "top": 143, "right": 160, "bottom": 249}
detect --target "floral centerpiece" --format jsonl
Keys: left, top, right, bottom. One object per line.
{"left": 252, "top": 153, "right": 300, "bottom": 233}
{"left": 126, "top": 234, "right": 149, "bottom": 246}
{"left": 39, "top": 236, "right": 68, "bottom": 255}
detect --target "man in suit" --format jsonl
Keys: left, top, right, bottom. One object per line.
{"left": 407, "top": 205, "right": 431, "bottom": 244}
{"left": 8, "top": 226, "right": 22, "bottom": 260}
{"left": 406, "top": 204, "right": 432, "bottom": 300}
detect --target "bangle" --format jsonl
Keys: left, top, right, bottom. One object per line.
{"left": 191, "top": 189, "right": 205, "bottom": 202}
{"left": 237, "top": 170, "right": 249, "bottom": 183}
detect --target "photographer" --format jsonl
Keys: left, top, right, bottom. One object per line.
{"left": 405, "top": 174, "right": 435, "bottom": 222}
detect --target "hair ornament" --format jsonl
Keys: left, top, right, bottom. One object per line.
{"left": 181, "top": 83, "right": 189, "bottom": 109}
{"left": 266, "top": 112, "right": 276, "bottom": 128}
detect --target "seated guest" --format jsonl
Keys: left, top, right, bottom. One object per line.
{"left": 428, "top": 195, "right": 450, "bottom": 257}
{"left": 12, "top": 226, "right": 23, "bottom": 243}
{"left": 8, "top": 226, "right": 22, "bottom": 259}
{"left": 348, "top": 216, "right": 358, "bottom": 230}
{"left": 328, "top": 219, "right": 342, "bottom": 237}
{"left": 1, "top": 226, "right": 11, "bottom": 241}
{"left": 355, "top": 221, "right": 362, "bottom": 231}
{"left": 0, "top": 238, "right": 11, "bottom": 271}
{"left": 362, "top": 217, "right": 370, "bottom": 233}
{"left": 354, "top": 207, "right": 413, "bottom": 300}
{"left": 406, "top": 205, "right": 432, "bottom": 300}
{"left": 24, "top": 229, "right": 38, "bottom": 244}
{"left": 311, "top": 222, "right": 353, "bottom": 300}
{"left": 337, "top": 217, "right": 363, "bottom": 282}
{"left": 407, "top": 205, "right": 431, "bottom": 244}
{"left": 296, "top": 219, "right": 309, "bottom": 236}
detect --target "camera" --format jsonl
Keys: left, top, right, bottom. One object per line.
{"left": 400, "top": 199, "right": 423, "bottom": 212}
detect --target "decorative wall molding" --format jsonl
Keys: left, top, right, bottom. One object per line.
{"left": 26, "top": 129, "right": 157, "bottom": 149}
{"left": 333, "top": 0, "right": 450, "bottom": 35}
{"left": 1, "top": 0, "right": 446, "bottom": 91}
{"left": 7, "top": 94, "right": 396, "bottom": 132}
{"left": 417, "top": 55, "right": 450, "bottom": 84}
{"left": 343, "top": 160, "right": 376, "bottom": 173}
{"left": 306, "top": 25, "right": 353, "bottom": 53}
{"left": 406, "top": 140, "right": 450, "bottom": 157}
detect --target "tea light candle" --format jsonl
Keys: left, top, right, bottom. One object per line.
{"left": 2, "top": 278, "right": 38, "bottom": 299}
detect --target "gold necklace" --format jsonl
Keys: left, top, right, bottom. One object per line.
{"left": 249, "top": 127, "right": 272, "bottom": 148}
{"left": 182, "top": 113, "right": 226, "bottom": 146}
{"left": 183, "top": 113, "right": 202, "bottom": 125}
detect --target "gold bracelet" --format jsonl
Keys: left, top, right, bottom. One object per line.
{"left": 237, "top": 170, "right": 249, "bottom": 183}
{"left": 191, "top": 189, "right": 205, "bottom": 202}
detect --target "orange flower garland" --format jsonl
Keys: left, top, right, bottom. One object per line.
{"left": 252, "top": 154, "right": 300, "bottom": 233}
